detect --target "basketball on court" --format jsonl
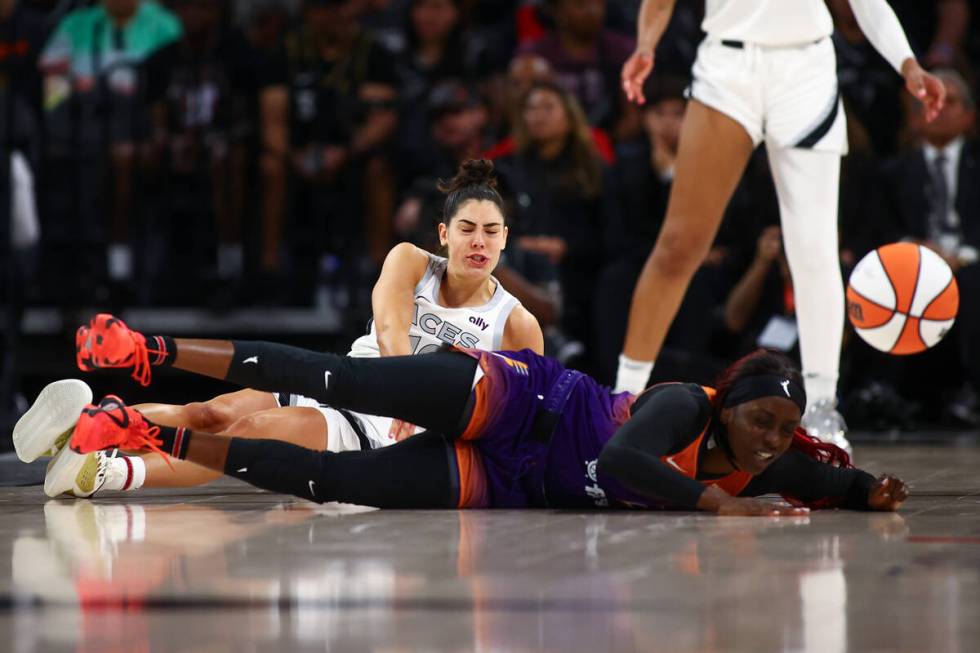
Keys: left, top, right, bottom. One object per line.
{"left": 846, "top": 242, "right": 959, "bottom": 354}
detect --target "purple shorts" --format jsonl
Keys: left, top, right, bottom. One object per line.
{"left": 454, "top": 349, "right": 638, "bottom": 509}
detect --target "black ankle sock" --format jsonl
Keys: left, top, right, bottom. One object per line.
{"left": 145, "top": 334, "right": 177, "bottom": 367}
{"left": 152, "top": 423, "right": 192, "bottom": 459}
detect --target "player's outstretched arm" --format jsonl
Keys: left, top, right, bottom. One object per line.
{"left": 622, "top": 0, "right": 677, "bottom": 104}
{"left": 847, "top": 0, "right": 946, "bottom": 121}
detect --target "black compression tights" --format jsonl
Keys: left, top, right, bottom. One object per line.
{"left": 223, "top": 430, "right": 459, "bottom": 508}
{"left": 226, "top": 343, "right": 479, "bottom": 437}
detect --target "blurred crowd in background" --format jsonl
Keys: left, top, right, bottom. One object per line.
{"left": 2, "top": 0, "right": 980, "bottom": 433}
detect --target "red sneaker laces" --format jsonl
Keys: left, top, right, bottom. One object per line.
{"left": 88, "top": 398, "right": 171, "bottom": 467}
{"left": 119, "top": 416, "right": 171, "bottom": 469}
{"left": 127, "top": 333, "right": 167, "bottom": 388}
{"left": 131, "top": 337, "right": 153, "bottom": 387}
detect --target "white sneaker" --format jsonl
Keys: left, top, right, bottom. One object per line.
{"left": 13, "top": 379, "right": 93, "bottom": 462}
{"left": 802, "top": 397, "right": 853, "bottom": 458}
{"left": 43, "top": 447, "right": 124, "bottom": 498}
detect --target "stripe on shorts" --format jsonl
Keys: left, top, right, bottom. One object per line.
{"left": 794, "top": 88, "right": 840, "bottom": 148}
{"left": 336, "top": 409, "right": 373, "bottom": 450}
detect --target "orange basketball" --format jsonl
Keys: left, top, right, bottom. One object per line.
{"left": 846, "top": 242, "right": 959, "bottom": 355}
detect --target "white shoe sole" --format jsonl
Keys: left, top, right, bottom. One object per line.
{"left": 44, "top": 447, "right": 99, "bottom": 498}
{"left": 13, "top": 380, "right": 93, "bottom": 463}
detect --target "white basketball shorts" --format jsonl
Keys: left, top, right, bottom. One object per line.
{"left": 688, "top": 36, "right": 848, "bottom": 154}
{"left": 274, "top": 393, "right": 398, "bottom": 452}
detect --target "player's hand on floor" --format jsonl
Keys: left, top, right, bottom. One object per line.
{"left": 717, "top": 497, "right": 810, "bottom": 517}
{"left": 867, "top": 474, "right": 909, "bottom": 511}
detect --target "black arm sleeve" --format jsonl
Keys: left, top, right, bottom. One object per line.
{"left": 743, "top": 449, "right": 877, "bottom": 510}
{"left": 596, "top": 384, "right": 713, "bottom": 509}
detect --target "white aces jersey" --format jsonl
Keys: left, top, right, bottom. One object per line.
{"left": 348, "top": 253, "right": 521, "bottom": 358}
{"left": 703, "top": 0, "right": 834, "bottom": 47}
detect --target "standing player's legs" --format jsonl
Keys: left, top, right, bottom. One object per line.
{"left": 619, "top": 100, "right": 755, "bottom": 390}
{"left": 766, "top": 144, "right": 849, "bottom": 448}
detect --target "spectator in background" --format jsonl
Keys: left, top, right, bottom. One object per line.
{"left": 1, "top": 0, "right": 46, "bottom": 148}
{"left": 495, "top": 79, "right": 615, "bottom": 370}
{"left": 141, "top": 0, "right": 256, "bottom": 301}
{"left": 39, "top": 0, "right": 181, "bottom": 299}
{"left": 889, "top": 0, "right": 970, "bottom": 70}
{"left": 0, "top": 0, "right": 48, "bottom": 441}
{"left": 484, "top": 53, "right": 615, "bottom": 163}
{"left": 518, "top": 0, "right": 639, "bottom": 142}
{"left": 1, "top": 0, "right": 47, "bottom": 236}
{"left": 394, "top": 79, "right": 489, "bottom": 250}
{"left": 481, "top": 52, "right": 549, "bottom": 142}
{"left": 869, "top": 69, "right": 980, "bottom": 426}
{"left": 394, "top": 0, "right": 482, "bottom": 166}
{"left": 236, "top": 0, "right": 296, "bottom": 55}
{"left": 260, "top": 0, "right": 398, "bottom": 301}
{"left": 721, "top": 225, "right": 796, "bottom": 360}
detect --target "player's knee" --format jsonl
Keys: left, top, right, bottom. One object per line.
{"left": 221, "top": 411, "right": 273, "bottom": 439}
{"left": 651, "top": 230, "right": 710, "bottom": 277}
{"left": 185, "top": 401, "right": 234, "bottom": 432}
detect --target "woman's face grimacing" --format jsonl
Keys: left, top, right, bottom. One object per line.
{"left": 721, "top": 396, "right": 801, "bottom": 474}
{"left": 439, "top": 199, "right": 508, "bottom": 279}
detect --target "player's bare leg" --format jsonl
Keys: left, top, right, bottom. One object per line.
{"left": 618, "top": 101, "right": 754, "bottom": 390}
{"left": 140, "top": 406, "right": 329, "bottom": 488}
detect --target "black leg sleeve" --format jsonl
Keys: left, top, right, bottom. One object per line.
{"left": 224, "top": 431, "right": 458, "bottom": 508}
{"left": 226, "top": 342, "right": 478, "bottom": 436}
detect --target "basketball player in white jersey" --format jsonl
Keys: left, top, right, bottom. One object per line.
{"left": 614, "top": 0, "right": 947, "bottom": 452}
{"left": 23, "top": 159, "right": 543, "bottom": 497}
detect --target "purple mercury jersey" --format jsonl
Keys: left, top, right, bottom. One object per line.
{"left": 459, "top": 349, "right": 651, "bottom": 509}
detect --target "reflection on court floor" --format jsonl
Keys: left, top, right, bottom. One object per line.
{"left": 1, "top": 445, "right": 979, "bottom": 652}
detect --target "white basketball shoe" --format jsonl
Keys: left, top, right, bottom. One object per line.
{"left": 802, "top": 397, "right": 853, "bottom": 458}
{"left": 13, "top": 379, "right": 92, "bottom": 462}
{"left": 44, "top": 448, "right": 131, "bottom": 498}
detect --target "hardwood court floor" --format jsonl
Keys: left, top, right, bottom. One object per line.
{"left": 0, "top": 444, "right": 978, "bottom": 652}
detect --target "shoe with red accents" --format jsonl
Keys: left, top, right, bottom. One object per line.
{"left": 75, "top": 326, "right": 95, "bottom": 372}
{"left": 69, "top": 396, "right": 165, "bottom": 457}
{"left": 75, "top": 314, "right": 165, "bottom": 386}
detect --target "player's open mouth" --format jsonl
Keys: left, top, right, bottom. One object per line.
{"left": 468, "top": 254, "right": 489, "bottom": 265}
{"left": 755, "top": 451, "right": 775, "bottom": 462}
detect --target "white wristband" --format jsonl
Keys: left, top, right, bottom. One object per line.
{"left": 614, "top": 354, "right": 654, "bottom": 394}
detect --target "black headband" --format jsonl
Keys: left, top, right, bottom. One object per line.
{"left": 722, "top": 374, "right": 807, "bottom": 414}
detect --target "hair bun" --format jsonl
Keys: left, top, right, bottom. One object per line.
{"left": 438, "top": 159, "right": 498, "bottom": 195}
